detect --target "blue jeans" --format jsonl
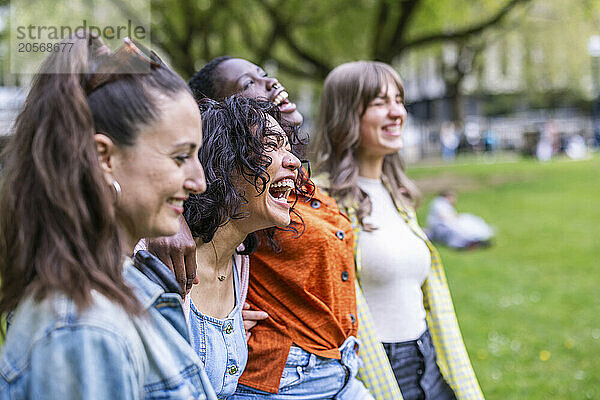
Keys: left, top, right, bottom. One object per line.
{"left": 383, "top": 330, "right": 456, "bottom": 400}
{"left": 231, "top": 336, "right": 374, "bottom": 399}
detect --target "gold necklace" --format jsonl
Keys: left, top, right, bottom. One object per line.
{"left": 211, "top": 241, "right": 227, "bottom": 281}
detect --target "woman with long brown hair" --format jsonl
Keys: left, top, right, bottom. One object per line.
{"left": 310, "top": 61, "right": 484, "bottom": 400}
{"left": 0, "top": 32, "right": 216, "bottom": 399}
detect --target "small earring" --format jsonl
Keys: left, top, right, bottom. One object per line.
{"left": 111, "top": 179, "right": 121, "bottom": 204}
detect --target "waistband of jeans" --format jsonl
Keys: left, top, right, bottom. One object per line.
{"left": 383, "top": 328, "right": 431, "bottom": 350}
{"left": 286, "top": 345, "right": 310, "bottom": 364}
{"left": 287, "top": 336, "right": 359, "bottom": 366}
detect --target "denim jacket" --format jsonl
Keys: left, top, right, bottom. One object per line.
{"left": 0, "top": 255, "right": 218, "bottom": 400}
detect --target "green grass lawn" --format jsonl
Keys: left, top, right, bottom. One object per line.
{"left": 408, "top": 154, "right": 600, "bottom": 399}
{"left": 1, "top": 153, "right": 597, "bottom": 398}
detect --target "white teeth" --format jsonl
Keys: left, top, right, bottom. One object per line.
{"left": 271, "top": 178, "right": 294, "bottom": 190}
{"left": 384, "top": 125, "right": 402, "bottom": 133}
{"left": 386, "top": 125, "right": 401, "bottom": 130}
{"left": 168, "top": 199, "right": 184, "bottom": 207}
{"left": 272, "top": 91, "right": 289, "bottom": 106}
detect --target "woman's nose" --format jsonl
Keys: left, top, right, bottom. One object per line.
{"left": 184, "top": 160, "right": 206, "bottom": 194}
{"left": 267, "top": 78, "right": 280, "bottom": 92}
{"left": 389, "top": 101, "right": 407, "bottom": 120}
{"left": 283, "top": 151, "right": 301, "bottom": 171}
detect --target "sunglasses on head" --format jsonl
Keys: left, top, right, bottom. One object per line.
{"left": 85, "top": 37, "right": 164, "bottom": 95}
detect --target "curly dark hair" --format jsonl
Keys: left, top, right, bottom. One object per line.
{"left": 188, "top": 56, "right": 310, "bottom": 158}
{"left": 183, "top": 96, "right": 308, "bottom": 255}
{"left": 188, "top": 56, "right": 232, "bottom": 101}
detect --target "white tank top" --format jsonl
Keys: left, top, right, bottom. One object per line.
{"left": 357, "top": 176, "right": 431, "bottom": 342}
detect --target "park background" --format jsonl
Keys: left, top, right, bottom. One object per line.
{"left": 0, "top": 0, "right": 599, "bottom": 398}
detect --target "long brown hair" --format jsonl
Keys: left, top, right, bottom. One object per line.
{"left": 0, "top": 32, "right": 190, "bottom": 324}
{"left": 311, "top": 61, "right": 421, "bottom": 229}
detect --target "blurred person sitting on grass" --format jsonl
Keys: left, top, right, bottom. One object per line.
{"left": 425, "top": 190, "right": 494, "bottom": 250}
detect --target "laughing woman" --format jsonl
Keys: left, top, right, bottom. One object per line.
{"left": 0, "top": 33, "right": 215, "bottom": 399}
{"left": 145, "top": 56, "right": 405, "bottom": 399}
{"left": 182, "top": 96, "right": 301, "bottom": 397}
{"left": 311, "top": 61, "right": 484, "bottom": 400}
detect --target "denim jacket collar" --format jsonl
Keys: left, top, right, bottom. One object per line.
{"left": 123, "top": 257, "right": 164, "bottom": 310}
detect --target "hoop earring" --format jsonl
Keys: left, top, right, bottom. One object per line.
{"left": 111, "top": 179, "right": 121, "bottom": 204}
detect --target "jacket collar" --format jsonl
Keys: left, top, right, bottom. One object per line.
{"left": 123, "top": 257, "right": 164, "bottom": 309}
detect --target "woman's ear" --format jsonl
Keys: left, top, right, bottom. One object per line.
{"left": 94, "top": 133, "right": 116, "bottom": 178}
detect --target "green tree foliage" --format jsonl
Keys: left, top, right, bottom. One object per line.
{"left": 132, "top": 0, "right": 533, "bottom": 80}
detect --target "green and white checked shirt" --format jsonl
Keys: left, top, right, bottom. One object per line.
{"left": 344, "top": 188, "right": 485, "bottom": 400}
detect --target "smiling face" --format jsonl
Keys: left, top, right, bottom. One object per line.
{"left": 358, "top": 77, "right": 407, "bottom": 158}
{"left": 236, "top": 115, "right": 301, "bottom": 232}
{"left": 216, "top": 58, "right": 304, "bottom": 127}
{"left": 111, "top": 91, "right": 206, "bottom": 245}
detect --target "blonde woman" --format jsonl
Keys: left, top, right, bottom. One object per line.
{"left": 311, "top": 61, "right": 484, "bottom": 400}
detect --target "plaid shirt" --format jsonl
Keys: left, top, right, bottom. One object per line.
{"left": 343, "top": 185, "right": 485, "bottom": 400}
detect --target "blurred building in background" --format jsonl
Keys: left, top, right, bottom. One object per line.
{"left": 1, "top": 0, "right": 599, "bottom": 162}
{"left": 398, "top": 2, "right": 599, "bottom": 162}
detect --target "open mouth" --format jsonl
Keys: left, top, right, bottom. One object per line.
{"left": 167, "top": 198, "right": 184, "bottom": 208}
{"left": 383, "top": 124, "right": 403, "bottom": 136}
{"left": 272, "top": 90, "right": 297, "bottom": 113}
{"left": 273, "top": 90, "right": 289, "bottom": 106}
{"left": 166, "top": 197, "right": 186, "bottom": 214}
{"left": 268, "top": 178, "right": 295, "bottom": 202}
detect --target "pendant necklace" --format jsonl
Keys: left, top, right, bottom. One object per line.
{"left": 211, "top": 241, "right": 227, "bottom": 281}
